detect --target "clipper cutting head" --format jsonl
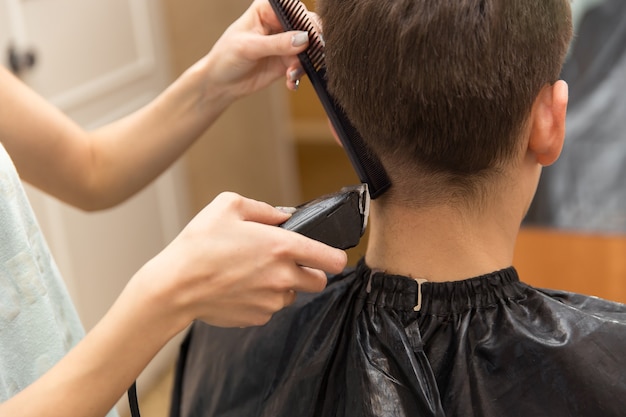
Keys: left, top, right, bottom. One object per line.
{"left": 279, "top": 184, "right": 370, "bottom": 250}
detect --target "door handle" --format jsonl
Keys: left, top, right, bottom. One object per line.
{"left": 7, "top": 44, "right": 36, "bottom": 75}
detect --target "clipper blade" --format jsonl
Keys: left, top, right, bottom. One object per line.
{"left": 279, "top": 184, "right": 369, "bottom": 250}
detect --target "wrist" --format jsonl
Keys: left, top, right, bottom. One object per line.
{"left": 182, "top": 54, "right": 237, "bottom": 116}
{"left": 124, "top": 257, "right": 193, "bottom": 341}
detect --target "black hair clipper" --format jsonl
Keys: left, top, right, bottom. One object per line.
{"left": 279, "top": 184, "right": 370, "bottom": 250}
{"left": 127, "top": 185, "right": 369, "bottom": 417}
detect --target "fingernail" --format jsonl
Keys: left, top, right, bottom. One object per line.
{"left": 289, "top": 68, "right": 304, "bottom": 82}
{"left": 291, "top": 31, "right": 309, "bottom": 47}
{"left": 276, "top": 206, "right": 297, "bottom": 215}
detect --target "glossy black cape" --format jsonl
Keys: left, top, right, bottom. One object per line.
{"left": 170, "top": 261, "right": 626, "bottom": 417}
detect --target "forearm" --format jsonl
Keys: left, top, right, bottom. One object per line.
{"left": 1, "top": 0, "right": 309, "bottom": 211}
{"left": 80, "top": 57, "right": 234, "bottom": 209}
{"left": 0, "top": 62, "right": 227, "bottom": 210}
{"left": 0, "top": 191, "right": 347, "bottom": 417}
{"left": 0, "top": 275, "right": 184, "bottom": 417}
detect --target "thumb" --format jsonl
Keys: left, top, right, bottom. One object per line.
{"left": 234, "top": 196, "right": 293, "bottom": 226}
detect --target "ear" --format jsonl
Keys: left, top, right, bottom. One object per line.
{"left": 527, "top": 80, "right": 568, "bottom": 166}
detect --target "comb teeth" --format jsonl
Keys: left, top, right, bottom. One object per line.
{"left": 270, "top": 0, "right": 325, "bottom": 71}
{"left": 269, "top": 0, "right": 391, "bottom": 198}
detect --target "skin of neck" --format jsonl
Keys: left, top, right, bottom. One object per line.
{"left": 362, "top": 79, "right": 568, "bottom": 282}
{"left": 364, "top": 142, "right": 543, "bottom": 283}
{"left": 331, "top": 81, "right": 567, "bottom": 282}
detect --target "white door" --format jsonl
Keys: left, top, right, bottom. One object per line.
{"left": 1, "top": 0, "right": 189, "bottom": 410}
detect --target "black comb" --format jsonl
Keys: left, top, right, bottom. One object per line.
{"left": 269, "top": 0, "right": 391, "bottom": 199}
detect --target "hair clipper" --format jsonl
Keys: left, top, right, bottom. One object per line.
{"left": 279, "top": 184, "right": 370, "bottom": 250}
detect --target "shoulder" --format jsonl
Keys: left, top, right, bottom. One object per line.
{"left": 176, "top": 266, "right": 362, "bottom": 416}
{"left": 532, "top": 285, "right": 626, "bottom": 322}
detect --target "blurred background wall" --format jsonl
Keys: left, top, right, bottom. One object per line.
{"left": 526, "top": 0, "right": 626, "bottom": 234}
{"left": 161, "top": 1, "right": 302, "bottom": 213}
{"left": 519, "top": 0, "right": 626, "bottom": 303}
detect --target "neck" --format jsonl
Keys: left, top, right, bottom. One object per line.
{"left": 364, "top": 183, "right": 529, "bottom": 282}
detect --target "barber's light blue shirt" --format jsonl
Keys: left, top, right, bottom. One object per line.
{"left": 0, "top": 143, "right": 117, "bottom": 416}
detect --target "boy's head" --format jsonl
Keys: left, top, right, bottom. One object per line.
{"left": 318, "top": 0, "right": 573, "bottom": 206}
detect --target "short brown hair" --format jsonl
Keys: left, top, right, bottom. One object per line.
{"left": 318, "top": 0, "right": 573, "bottom": 204}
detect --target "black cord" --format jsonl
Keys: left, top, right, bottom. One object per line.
{"left": 128, "top": 381, "right": 141, "bottom": 417}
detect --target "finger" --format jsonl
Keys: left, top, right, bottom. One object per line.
{"left": 286, "top": 77, "right": 299, "bottom": 91}
{"left": 255, "top": 0, "right": 286, "bottom": 33}
{"left": 213, "top": 192, "right": 291, "bottom": 225}
{"left": 244, "top": 30, "right": 309, "bottom": 62}
{"left": 286, "top": 65, "right": 305, "bottom": 91}
{"left": 275, "top": 206, "right": 297, "bottom": 215}
{"left": 287, "top": 66, "right": 305, "bottom": 83}
{"left": 290, "top": 266, "right": 329, "bottom": 294}
{"left": 286, "top": 74, "right": 301, "bottom": 91}
{"left": 283, "top": 289, "right": 298, "bottom": 306}
{"left": 256, "top": 0, "right": 312, "bottom": 34}
{"left": 283, "top": 231, "right": 348, "bottom": 274}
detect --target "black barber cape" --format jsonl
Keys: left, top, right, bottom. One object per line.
{"left": 171, "top": 260, "right": 626, "bottom": 417}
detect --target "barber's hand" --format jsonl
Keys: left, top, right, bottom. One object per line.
{"left": 134, "top": 192, "right": 347, "bottom": 329}
{"left": 199, "top": 0, "right": 314, "bottom": 100}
